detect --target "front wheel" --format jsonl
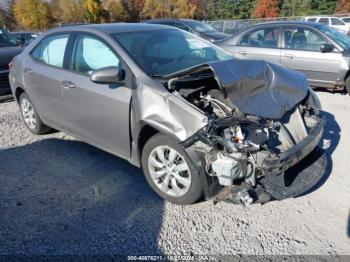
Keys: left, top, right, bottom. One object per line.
{"left": 346, "top": 77, "right": 350, "bottom": 95}
{"left": 141, "top": 134, "right": 203, "bottom": 205}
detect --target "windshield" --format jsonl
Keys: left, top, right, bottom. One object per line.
{"left": 317, "top": 25, "right": 350, "bottom": 49}
{"left": 0, "top": 29, "right": 18, "bottom": 47}
{"left": 113, "top": 29, "right": 232, "bottom": 77}
{"left": 185, "top": 21, "right": 216, "bottom": 33}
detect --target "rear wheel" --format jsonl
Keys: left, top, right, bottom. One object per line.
{"left": 141, "top": 134, "right": 203, "bottom": 205}
{"left": 19, "top": 93, "right": 51, "bottom": 135}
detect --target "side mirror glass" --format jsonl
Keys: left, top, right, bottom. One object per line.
{"left": 320, "top": 43, "right": 334, "bottom": 53}
{"left": 90, "top": 66, "right": 125, "bottom": 84}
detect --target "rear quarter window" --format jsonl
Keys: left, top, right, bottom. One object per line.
{"left": 31, "top": 34, "right": 69, "bottom": 68}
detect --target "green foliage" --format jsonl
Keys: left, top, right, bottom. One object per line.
{"left": 213, "top": 0, "right": 256, "bottom": 20}
{"left": 307, "top": 0, "right": 337, "bottom": 15}
{"left": 280, "top": 0, "right": 309, "bottom": 16}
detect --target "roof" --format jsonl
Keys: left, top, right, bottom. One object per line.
{"left": 145, "top": 18, "right": 197, "bottom": 23}
{"left": 11, "top": 31, "right": 36, "bottom": 34}
{"left": 52, "top": 23, "right": 172, "bottom": 34}
{"left": 249, "top": 21, "right": 322, "bottom": 27}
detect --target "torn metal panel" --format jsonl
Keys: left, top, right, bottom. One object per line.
{"left": 132, "top": 77, "right": 208, "bottom": 143}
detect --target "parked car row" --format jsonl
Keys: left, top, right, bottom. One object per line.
{"left": 303, "top": 16, "right": 350, "bottom": 35}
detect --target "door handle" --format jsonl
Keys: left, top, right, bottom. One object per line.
{"left": 62, "top": 80, "right": 76, "bottom": 89}
{"left": 239, "top": 51, "right": 248, "bottom": 55}
{"left": 24, "top": 68, "right": 33, "bottom": 75}
{"left": 284, "top": 54, "right": 295, "bottom": 59}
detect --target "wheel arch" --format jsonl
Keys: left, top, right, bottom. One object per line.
{"left": 137, "top": 124, "right": 160, "bottom": 161}
{"left": 14, "top": 86, "right": 25, "bottom": 103}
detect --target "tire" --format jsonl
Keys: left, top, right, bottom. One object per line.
{"left": 346, "top": 77, "right": 350, "bottom": 95}
{"left": 141, "top": 134, "right": 203, "bottom": 205}
{"left": 19, "top": 92, "right": 51, "bottom": 135}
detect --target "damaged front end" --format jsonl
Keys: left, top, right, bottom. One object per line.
{"left": 163, "top": 59, "right": 327, "bottom": 206}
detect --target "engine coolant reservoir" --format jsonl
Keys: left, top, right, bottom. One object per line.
{"left": 211, "top": 152, "right": 245, "bottom": 186}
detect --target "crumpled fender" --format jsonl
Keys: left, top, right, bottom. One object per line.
{"left": 129, "top": 76, "right": 208, "bottom": 166}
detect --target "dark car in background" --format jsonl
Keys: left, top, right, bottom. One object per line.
{"left": 217, "top": 21, "right": 350, "bottom": 94}
{"left": 208, "top": 20, "right": 251, "bottom": 35}
{"left": 11, "top": 31, "right": 38, "bottom": 46}
{"left": 144, "top": 19, "right": 230, "bottom": 42}
{"left": 0, "top": 28, "right": 22, "bottom": 97}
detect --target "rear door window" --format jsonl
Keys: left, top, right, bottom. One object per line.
{"left": 31, "top": 34, "right": 69, "bottom": 68}
{"left": 240, "top": 27, "right": 280, "bottom": 48}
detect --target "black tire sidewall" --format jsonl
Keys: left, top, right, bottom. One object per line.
{"left": 346, "top": 77, "right": 350, "bottom": 95}
{"left": 19, "top": 93, "right": 48, "bottom": 135}
{"left": 141, "top": 134, "right": 203, "bottom": 205}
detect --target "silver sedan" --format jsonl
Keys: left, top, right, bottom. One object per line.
{"left": 217, "top": 21, "right": 350, "bottom": 94}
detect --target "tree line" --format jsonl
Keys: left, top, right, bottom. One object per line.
{"left": 0, "top": 0, "right": 350, "bottom": 31}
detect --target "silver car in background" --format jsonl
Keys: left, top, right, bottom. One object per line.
{"left": 217, "top": 21, "right": 350, "bottom": 94}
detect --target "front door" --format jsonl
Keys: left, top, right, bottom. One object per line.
{"left": 281, "top": 26, "right": 343, "bottom": 88}
{"left": 62, "top": 33, "right": 132, "bottom": 158}
{"left": 23, "top": 33, "right": 70, "bottom": 129}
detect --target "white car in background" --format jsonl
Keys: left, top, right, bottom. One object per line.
{"left": 341, "top": 17, "right": 350, "bottom": 25}
{"left": 303, "top": 16, "right": 350, "bottom": 34}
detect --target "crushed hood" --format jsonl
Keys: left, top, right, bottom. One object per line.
{"left": 165, "top": 59, "right": 310, "bottom": 119}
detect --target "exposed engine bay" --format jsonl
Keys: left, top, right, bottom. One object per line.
{"left": 165, "top": 66, "right": 325, "bottom": 206}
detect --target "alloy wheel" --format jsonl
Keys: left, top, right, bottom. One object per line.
{"left": 148, "top": 145, "right": 192, "bottom": 197}
{"left": 21, "top": 98, "right": 36, "bottom": 130}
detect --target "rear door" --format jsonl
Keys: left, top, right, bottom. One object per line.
{"left": 280, "top": 26, "right": 343, "bottom": 88}
{"left": 234, "top": 26, "right": 282, "bottom": 64}
{"left": 23, "top": 33, "right": 71, "bottom": 129}
{"left": 62, "top": 33, "right": 132, "bottom": 158}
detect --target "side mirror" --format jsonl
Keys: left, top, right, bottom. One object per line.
{"left": 320, "top": 43, "right": 334, "bottom": 53}
{"left": 90, "top": 66, "right": 125, "bottom": 84}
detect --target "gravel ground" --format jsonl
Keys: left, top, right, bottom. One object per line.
{"left": 0, "top": 91, "right": 349, "bottom": 256}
